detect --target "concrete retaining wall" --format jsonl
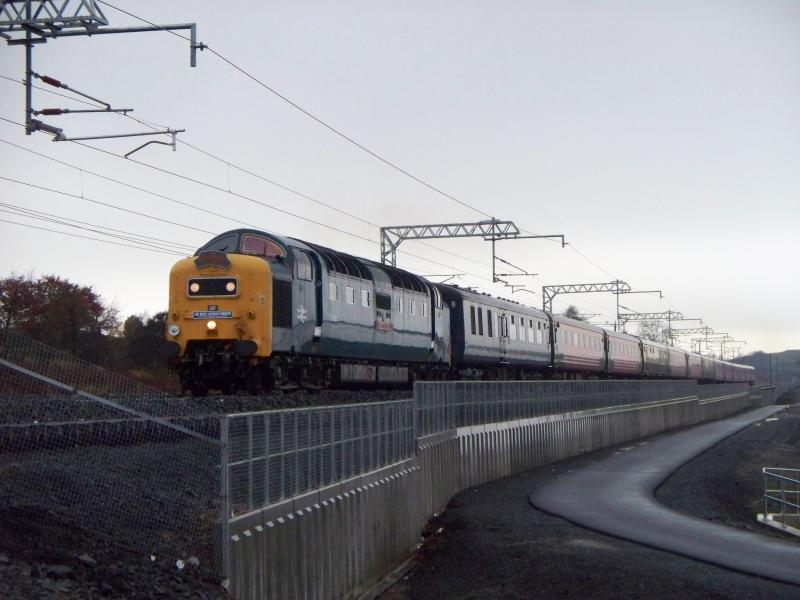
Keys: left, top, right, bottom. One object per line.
{"left": 228, "top": 389, "right": 759, "bottom": 599}
{"left": 228, "top": 460, "right": 422, "bottom": 600}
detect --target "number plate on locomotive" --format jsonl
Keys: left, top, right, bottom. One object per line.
{"left": 192, "top": 311, "right": 233, "bottom": 319}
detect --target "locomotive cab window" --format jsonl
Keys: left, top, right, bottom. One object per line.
{"left": 201, "top": 233, "right": 237, "bottom": 254}
{"left": 241, "top": 234, "right": 286, "bottom": 259}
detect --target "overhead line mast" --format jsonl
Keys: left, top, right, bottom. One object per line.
{"left": 1, "top": 0, "right": 201, "bottom": 154}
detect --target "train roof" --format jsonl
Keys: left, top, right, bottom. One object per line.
{"left": 551, "top": 313, "right": 604, "bottom": 333}
{"left": 197, "top": 229, "right": 430, "bottom": 293}
{"left": 603, "top": 329, "right": 642, "bottom": 343}
{"left": 437, "top": 284, "right": 548, "bottom": 316}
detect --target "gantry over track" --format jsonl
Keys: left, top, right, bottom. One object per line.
{"left": 379, "top": 218, "right": 564, "bottom": 287}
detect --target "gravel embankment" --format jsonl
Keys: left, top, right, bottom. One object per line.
{"left": 383, "top": 402, "right": 800, "bottom": 600}
{"left": 0, "top": 389, "right": 410, "bottom": 599}
{"left": 1, "top": 389, "right": 413, "bottom": 425}
{"left": 0, "top": 438, "right": 226, "bottom": 599}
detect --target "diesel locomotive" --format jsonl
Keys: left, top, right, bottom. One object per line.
{"left": 162, "top": 228, "right": 755, "bottom": 396}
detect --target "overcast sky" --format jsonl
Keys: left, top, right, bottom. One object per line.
{"left": 1, "top": 0, "right": 798, "bottom": 354}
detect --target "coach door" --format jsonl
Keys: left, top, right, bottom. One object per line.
{"left": 498, "top": 312, "right": 509, "bottom": 360}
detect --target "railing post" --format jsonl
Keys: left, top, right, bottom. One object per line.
{"left": 219, "top": 415, "right": 231, "bottom": 581}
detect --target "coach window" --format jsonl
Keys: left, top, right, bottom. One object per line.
{"left": 329, "top": 282, "right": 339, "bottom": 301}
{"left": 376, "top": 292, "right": 391, "bottom": 312}
{"left": 346, "top": 286, "right": 355, "bottom": 304}
{"left": 361, "top": 289, "right": 372, "bottom": 307}
{"left": 487, "top": 310, "right": 493, "bottom": 337}
{"left": 470, "top": 305, "right": 476, "bottom": 335}
{"left": 477, "top": 307, "right": 484, "bottom": 336}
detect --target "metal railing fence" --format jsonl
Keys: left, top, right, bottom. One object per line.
{"left": 224, "top": 400, "right": 414, "bottom": 517}
{"left": 697, "top": 382, "right": 750, "bottom": 400}
{"left": 413, "top": 380, "right": 741, "bottom": 436}
{"left": 0, "top": 324, "right": 762, "bottom": 583}
{"left": 762, "top": 467, "right": 800, "bottom": 529}
{"left": 0, "top": 328, "right": 209, "bottom": 423}
{"left": 0, "top": 330, "right": 224, "bottom": 575}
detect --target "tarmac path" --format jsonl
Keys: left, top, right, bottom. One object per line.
{"left": 529, "top": 405, "right": 800, "bottom": 586}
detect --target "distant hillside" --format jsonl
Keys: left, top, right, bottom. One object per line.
{"left": 734, "top": 350, "right": 800, "bottom": 400}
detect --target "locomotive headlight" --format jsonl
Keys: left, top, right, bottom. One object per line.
{"left": 207, "top": 320, "right": 217, "bottom": 330}
{"left": 189, "top": 282, "right": 200, "bottom": 293}
{"left": 225, "top": 281, "right": 236, "bottom": 293}
{"left": 167, "top": 324, "right": 181, "bottom": 337}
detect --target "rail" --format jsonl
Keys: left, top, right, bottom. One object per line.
{"left": 762, "top": 467, "right": 800, "bottom": 531}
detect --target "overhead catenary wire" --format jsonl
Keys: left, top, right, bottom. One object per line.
{"left": 97, "top": 0, "right": 493, "bottom": 220}
{"left": 0, "top": 132, "right": 490, "bottom": 281}
{"left": 0, "top": 202, "right": 199, "bottom": 251}
{"left": 0, "top": 207, "right": 194, "bottom": 254}
{"left": 0, "top": 73, "right": 494, "bottom": 270}
{"left": 82, "top": 3, "right": 646, "bottom": 309}
{"left": 2, "top": 8, "right": 664, "bottom": 304}
{"left": 0, "top": 218, "right": 184, "bottom": 255}
{"left": 0, "top": 4, "right": 668, "bottom": 321}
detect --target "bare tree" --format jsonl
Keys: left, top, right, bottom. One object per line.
{"left": 638, "top": 320, "right": 663, "bottom": 342}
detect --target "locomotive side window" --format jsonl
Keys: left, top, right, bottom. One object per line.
{"left": 470, "top": 305, "right": 476, "bottom": 335}
{"left": 395, "top": 294, "right": 403, "bottom": 313}
{"left": 329, "top": 282, "right": 339, "bottom": 301}
{"left": 487, "top": 310, "right": 494, "bottom": 337}
{"left": 346, "top": 287, "right": 355, "bottom": 304}
{"left": 241, "top": 234, "right": 286, "bottom": 259}
{"left": 422, "top": 301, "right": 427, "bottom": 318}
{"left": 361, "top": 290, "right": 372, "bottom": 307}
{"left": 410, "top": 300, "right": 416, "bottom": 316}
{"left": 294, "top": 250, "right": 313, "bottom": 281}
{"left": 477, "top": 307, "right": 484, "bottom": 336}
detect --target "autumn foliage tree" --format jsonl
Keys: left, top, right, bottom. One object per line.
{"left": 122, "top": 311, "right": 168, "bottom": 369}
{"left": 0, "top": 274, "right": 120, "bottom": 362}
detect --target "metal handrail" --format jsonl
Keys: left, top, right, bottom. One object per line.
{"left": 762, "top": 467, "right": 800, "bottom": 529}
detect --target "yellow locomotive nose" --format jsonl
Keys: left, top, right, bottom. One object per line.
{"left": 165, "top": 252, "right": 273, "bottom": 359}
